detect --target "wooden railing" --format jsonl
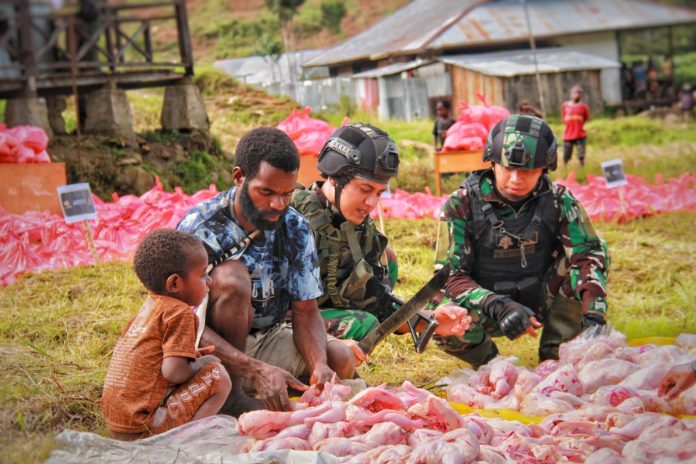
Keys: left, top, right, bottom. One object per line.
{"left": 0, "top": 0, "right": 193, "bottom": 85}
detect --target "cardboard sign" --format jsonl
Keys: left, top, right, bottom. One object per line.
{"left": 57, "top": 183, "right": 98, "bottom": 223}
{"left": 601, "top": 159, "right": 627, "bottom": 188}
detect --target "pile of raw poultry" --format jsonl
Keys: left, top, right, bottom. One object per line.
{"left": 235, "top": 330, "right": 696, "bottom": 463}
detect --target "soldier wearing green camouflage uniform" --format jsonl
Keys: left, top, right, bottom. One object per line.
{"left": 437, "top": 114, "right": 609, "bottom": 367}
{"left": 292, "top": 124, "right": 400, "bottom": 340}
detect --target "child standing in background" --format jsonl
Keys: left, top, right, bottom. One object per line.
{"left": 433, "top": 99, "right": 455, "bottom": 152}
{"left": 561, "top": 85, "right": 590, "bottom": 167}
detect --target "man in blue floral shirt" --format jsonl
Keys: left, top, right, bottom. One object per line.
{"left": 178, "top": 127, "right": 355, "bottom": 415}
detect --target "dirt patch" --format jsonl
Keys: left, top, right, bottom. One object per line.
{"left": 48, "top": 130, "right": 232, "bottom": 201}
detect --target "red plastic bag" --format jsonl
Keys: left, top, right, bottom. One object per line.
{"left": 442, "top": 122, "right": 488, "bottom": 152}
{"left": 0, "top": 130, "right": 18, "bottom": 163}
{"left": 10, "top": 125, "right": 49, "bottom": 153}
{"left": 442, "top": 94, "right": 510, "bottom": 152}
{"left": 0, "top": 125, "right": 51, "bottom": 163}
{"left": 277, "top": 108, "right": 334, "bottom": 157}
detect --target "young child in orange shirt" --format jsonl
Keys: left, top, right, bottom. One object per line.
{"left": 101, "top": 229, "right": 231, "bottom": 440}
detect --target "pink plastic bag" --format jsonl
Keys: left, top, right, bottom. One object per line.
{"left": 0, "top": 178, "right": 220, "bottom": 286}
{"left": 442, "top": 94, "right": 510, "bottom": 152}
{"left": 10, "top": 125, "right": 49, "bottom": 153}
{"left": 0, "top": 125, "right": 51, "bottom": 163}
{"left": 277, "top": 108, "right": 334, "bottom": 157}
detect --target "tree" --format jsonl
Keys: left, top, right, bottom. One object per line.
{"left": 266, "top": 0, "right": 305, "bottom": 89}
{"left": 320, "top": 0, "right": 346, "bottom": 34}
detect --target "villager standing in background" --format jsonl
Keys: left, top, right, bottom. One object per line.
{"left": 561, "top": 85, "right": 590, "bottom": 167}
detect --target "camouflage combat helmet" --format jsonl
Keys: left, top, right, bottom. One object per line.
{"left": 483, "top": 114, "right": 558, "bottom": 171}
{"left": 317, "top": 123, "right": 399, "bottom": 183}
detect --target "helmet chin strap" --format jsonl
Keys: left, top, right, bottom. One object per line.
{"left": 334, "top": 184, "right": 343, "bottom": 215}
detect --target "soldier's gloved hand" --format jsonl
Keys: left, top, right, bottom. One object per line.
{"left": 582, "top": 311, "right": 606, "bottom": 329}
{"left": 483, "top": 295, "right": 537, "bottom": 340}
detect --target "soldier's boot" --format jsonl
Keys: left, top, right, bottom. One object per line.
{"left": 538, "top": 295, "right": 583, "bottom": 362}
{"left": 445, "top": 336, "right": 499, "bottom": 370}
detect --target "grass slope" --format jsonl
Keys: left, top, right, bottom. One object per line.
{"left": 1, "top": 212, "right": 695, "bottom": 463}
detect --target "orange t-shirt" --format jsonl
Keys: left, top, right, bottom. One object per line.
{"left": 101, "top": 294, "right": 197, "bottom": 434}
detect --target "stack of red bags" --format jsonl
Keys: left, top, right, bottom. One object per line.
{"left": 276, "top": 108, "right": 336, "bottom": 157}
{"left": 0, "top": 124, "right": 51, "bottom": 163}
{"left": 442, "top": 93, "right": 510, "bottom": 152}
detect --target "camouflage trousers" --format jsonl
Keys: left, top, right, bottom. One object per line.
{"left": 320, "top": 308, "right": 380, "bottom": 340}
{"left": 319, "top": 257, "right": 399, "bottom": 341}
{"left": 435, "top": 254, "right": 586, "bottom": 367}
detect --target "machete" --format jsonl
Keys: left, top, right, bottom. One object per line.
{"left": 358, "top": 263, "right": 451, "bottom": 355}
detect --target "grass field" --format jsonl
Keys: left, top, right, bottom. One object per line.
{"left": 2, "top": 81, "right": 696, "bottom": 461}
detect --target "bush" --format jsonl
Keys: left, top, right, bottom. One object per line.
{"left": 294, "top": 4, "right": 323, "bottom": 35}
{"left": 193, "top": 66, "right": 244, "bottom": 96}
{"left": 173, "top": 150, "right": 220, "bottom": 193}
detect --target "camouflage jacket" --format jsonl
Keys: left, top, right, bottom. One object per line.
{"left": 443, "top": 169, "right": 609, "bottom": 316}
{"left": 291, "top": 182, "right": 390, "bottom": 310}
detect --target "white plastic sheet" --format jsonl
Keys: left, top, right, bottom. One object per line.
{"left": 47, "top": 415, "right": 338, "bottom": 464}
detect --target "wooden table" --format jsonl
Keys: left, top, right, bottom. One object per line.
{"left": 433, "top": 150, "right": 490, "bottom": 196}
{"left": 0, "top": 162, "right": 66, "bottom": 215}
{"left": 297, "top": 154, "right": 323, "bottom": 187}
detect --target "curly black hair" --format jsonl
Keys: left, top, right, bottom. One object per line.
{"left": 329, "top": 166, "right": 363, "bottom": 188}
{"left": 234, "top": 127, "right": 300, "bottom": 180}
{"left": 133, "top": 229, "right": 204, "bottom": 294}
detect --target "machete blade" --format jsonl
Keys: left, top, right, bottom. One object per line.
{"left": 358, "top": 263, "right": 451, "bottom": 354}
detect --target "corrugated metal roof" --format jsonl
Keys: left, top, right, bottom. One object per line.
{"left": 351, "top": 59, "right": 434, "bottom": 79}
{"left": 303, "top": 0, "right": 480, "bottom": 67}
{"left": 440, "top": 48, "right": 620, "bottom": 77}
{"left": 304, "top": 0, "right": 696, "bottom": 68}
{"left": 429, "top": 0, "right": 696, "bottom": 49}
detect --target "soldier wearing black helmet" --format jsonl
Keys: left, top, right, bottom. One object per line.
{"left": 436, "top": 114, "right": 610, "bottom": 367}
{"left": 292, "top": 123, "right": 469, "bottom": 341}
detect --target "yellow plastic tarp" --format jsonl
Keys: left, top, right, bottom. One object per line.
{"left": 627, "top": 336, "right": 677, "bottom": 347}
{"left": 448, "top": 401, "right": 543, "bottom": 424}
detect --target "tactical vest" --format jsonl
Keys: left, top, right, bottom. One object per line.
{"left": 464, "top": 172, "right": 563, "bottom": 311}
{"left": 292, "top": 185, "right": 389, "bottom": 310}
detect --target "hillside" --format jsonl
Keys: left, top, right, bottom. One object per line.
{"left": 165, "top": 0, "right": 410, "bottom": 62}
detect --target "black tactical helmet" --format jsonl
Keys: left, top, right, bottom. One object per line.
{"left": 317, "top": 123, "right": 399, "bottom": 183}
{"left": 483, "top": 114, "right": 558, "bottom": 171}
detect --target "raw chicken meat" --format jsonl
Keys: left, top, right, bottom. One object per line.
{"left": 308, "top": 421, "right": 362, "bottom": 445}
{"left": 407, "top": 428, "right": 443, "bottom": 446}
{"left": 531, "top": 363, "right": 583, "bottom": 396}
{"left": 578, "top": 359, "right": 641, "bottom": 393}
{"left": 407, "top": 427, "right": 480, "bottom": 464}
{"left": 349, "top": 384, "right": 405, "bottom": 411}
{"left": 342, "top": 444, "right": 412, "bottom": 464}
{"left": 345, "top": 404, "right": 425, "bottom": 430}
{"left": 273, "top": 423, "right": 310, "bottom": 440}
{"left": 520, "top": 393, "right": 574, "bottom": 416}
{"left": 235, "top": 330, "right": 696, "bottom": 463}
{"left": 676, "top": 333, "right": 696, "bottom": 350}
{"left": 475, "top": 445, "right": 514, "bottom": 464}
{"left": 237, "top": 402, "right": 334, "bottom": 439}
{"left": 304, "top": 402, "right": 346, "bottom": 427}
{"left": 313, "top": 437, "right": 370, "bottom": 457}
{"left": 299, "top": 375, "right": 352, "bottom": 405}
{"left": 408, "top": 396, "right": 465, "bottom": 431}
{"left": 584, "top": 448, "right": 624, "bottom": 464}
{"left": 620, "top": 363, "right": 671, "bottom": 390}
{"left": 353, "top": 421, "right": 407, "bottom": 447}
{"left": 476, "top": 357, "right": 519, "bottom": 400}
{"left": 247, "top": 436, "right": 310, "bottom": 452}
